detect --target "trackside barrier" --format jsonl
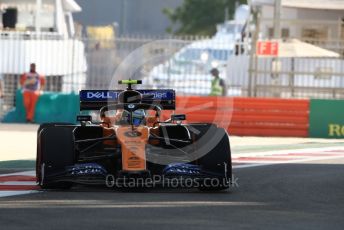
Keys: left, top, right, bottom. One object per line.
{"left": 309, "top": 99, "right": 344, "bottom": 138}
{"left": 176, "top": 96, "right": 310, "bottom": 137}
{"left": 230, "top": 97, "right": 309, "bottom": 137}
{"left": 2, "top": 92, "right": 310, "bottom": 137}
{"left": 2, "top": 90, "right": 79, "bottom": 124}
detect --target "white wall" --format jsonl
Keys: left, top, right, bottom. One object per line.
{"left": 259, "top": 6, "right": 344, "bottom": 39}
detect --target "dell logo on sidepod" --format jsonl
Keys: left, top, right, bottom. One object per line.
{"left": 87, "top": 92, "right": 113, "bottom": 99}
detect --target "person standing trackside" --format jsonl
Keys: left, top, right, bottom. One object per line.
{"left": 20, "top": 63, "right": 45, "bottom": 123}
{"left": 209, "top": 68, "right": 227, "bottom": 96}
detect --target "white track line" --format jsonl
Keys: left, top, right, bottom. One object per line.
{"left": 233, "top": 147, "right": 344, "bottom": 169}
{"left": 232, "top": 146, "right": 344, "bottom": 158}
{"left": 0, "top": 181, "right": 37, "bottom": 186}
{"left": 0, "top": 170, "right": 36, "bottom": 177}
{"left": 0, "top": 191, "right": 39, "bottom": 198}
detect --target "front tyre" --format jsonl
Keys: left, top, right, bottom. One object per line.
{"left": 197, "top": 127, "right": 232, "bottom": 191}
{"left": 36, "top": 123, "right": 75, "bottom": 189}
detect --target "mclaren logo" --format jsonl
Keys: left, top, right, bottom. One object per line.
{"left": 86, "top": 92, "right": 113, "bottom": 99}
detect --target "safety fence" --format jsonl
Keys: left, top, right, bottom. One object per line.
{"left": 2, "top": 34, "right": 344, "bottom": 120}
{"left": 82, "top": 36, "right": 344, "bottom": 100}
{"left": 247, "top": 56, "right": 344, "bottom": 99}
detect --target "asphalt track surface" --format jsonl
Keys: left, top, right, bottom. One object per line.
{"left": 0, "top": 157, "right": 344, "bottom": 230}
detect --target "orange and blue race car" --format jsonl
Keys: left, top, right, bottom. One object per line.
{"left": 36, "top": 80, "right": 232, "bottom": 191}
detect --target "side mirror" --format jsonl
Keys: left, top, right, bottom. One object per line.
{"left": 171, "top": 114, "right": 186, "bottom": 121}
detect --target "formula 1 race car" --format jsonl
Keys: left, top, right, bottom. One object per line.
{"left": 36, "top": 80, "right": 232, "bottom": 191}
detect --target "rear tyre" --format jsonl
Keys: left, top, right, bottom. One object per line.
{"left": 37, "top": 123, "right": 75, "bottom": 189}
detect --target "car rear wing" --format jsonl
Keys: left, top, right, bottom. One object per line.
{"left": 79, "top": 90, "right": 176, "bottom": 110}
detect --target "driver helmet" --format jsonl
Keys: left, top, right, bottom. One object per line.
{"left": 117, "top": 89, "right": 146, "bottom": 125}
{"left": 120, "top": 109, "right": 146, "bottom": 126}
